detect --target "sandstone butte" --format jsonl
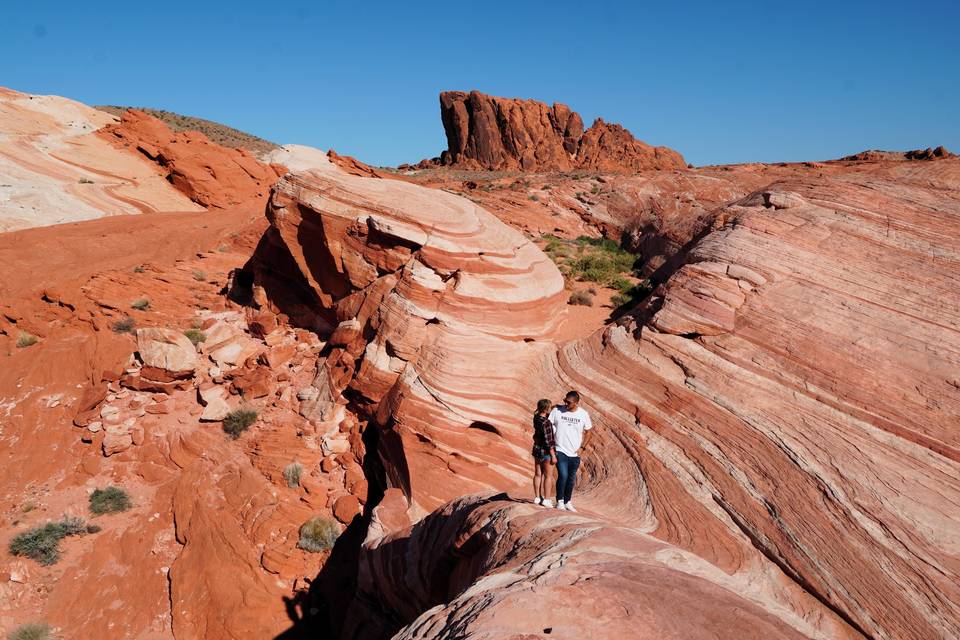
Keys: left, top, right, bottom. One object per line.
{"left": 0, "top": 88, "right": 958, "bottom": 640}
{"left": 419, "top": 89, "right": 687, "bottom": 172}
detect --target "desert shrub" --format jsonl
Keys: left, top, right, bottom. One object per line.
{"left": 16, "top": 332, "right": 38, "bottom": 348}
{"left": 283, "top": 461, "right": 304, "bottom": 488}
{"left": 297, "top": 516, "right": 340, "bottom": 552}
{"left": 192, "top": 270, "right": 206, "bottom": 281}
{"left": 130, "top": 298, "right": 150, "bottom": 311}
{"left": 133, "top": 265, "right": 145, "bottom": 273}
{"left": 611, "top": 293, "right": 632, "bottom": 307}
{"left": 528, "top": 194, "right": 539, "bottom": 202}
{"left": 222, "top": 408, "right": 258, "bottom": 438}
{"left": 78, "top": 177, "right": 94, "bottom": 184}
{"left": 568, "top": 290, "right": 594, "bottom": 306}
{"left": 8, "top": 623, "right": 54, "bottom": 640}
{"left": 609, "top": 277, "right": 635, "bottom": 293}
{"left": 590, "top": 185, "right": 602, "bottom": 195}
{"left": 112, "top": 317, "right": 136, "bottom": 333}
{"left": 611, "top": 280, "right": 655, "bottom": 308}
{"left": 183, "top": 329, "right": 206, "bottom": 345}
{"left": 89, "top": 486, "right": 132, "bottom": 515}
{"left": 9, "top": 517, "right": 89, "bottom": 565}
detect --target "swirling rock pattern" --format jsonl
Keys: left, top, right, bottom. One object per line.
{"left": 265, "top": 160, "right": 960, "bottom": 639}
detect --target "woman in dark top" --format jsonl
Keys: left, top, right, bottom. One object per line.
{"left": 532, "top": 398, "right": 558, "bottom": 507}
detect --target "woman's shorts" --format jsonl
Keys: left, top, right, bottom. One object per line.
{"left": 532, "top": 444, "right": 552, "bottom": 462}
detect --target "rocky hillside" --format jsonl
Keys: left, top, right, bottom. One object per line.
{"left": 1, "top": 88, "right": 958, "bottom": 640}
{"left": 96, "top": 106, "right": 279, "bottom": 156}
{"left": 420, "top": 90, "right": 686, "bottom": 172}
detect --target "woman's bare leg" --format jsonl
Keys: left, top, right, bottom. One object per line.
{"left": 533, "top": 461, "right": 543, "bottom": 500}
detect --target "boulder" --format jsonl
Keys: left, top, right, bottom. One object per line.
{"left": 136, "top": 328, "right": 198, "bottom": 379}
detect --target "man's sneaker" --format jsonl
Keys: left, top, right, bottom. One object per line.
{"left": 555, "top": 500, "right": 566, "bottom": 510}
{"left": 541, "top": 498, "right": 554, "bottom": 508}
{"left": 533, "top": 496, "right": 542, "bottom": 505}
{"left": 564, "top": 502, "right": 577, "bottom": 512}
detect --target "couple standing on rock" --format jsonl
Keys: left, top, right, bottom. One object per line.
{"left": 531, "top": 390, "right": 592, "bottom": 511}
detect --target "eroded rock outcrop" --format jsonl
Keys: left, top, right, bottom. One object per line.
{"left": 428, "top": 90, "right": 685, "bottom": 172}
{"left": 100, "top": 109, "right": 286, "bottom": 208}
{"left": 262, "top": 157, "right": 960, "bottom": 640}
{"left": 0, "top": 87, "right": 205, "bottom": 231}
{"left": 258, "top": 162, "right": 569, "bottom": 516}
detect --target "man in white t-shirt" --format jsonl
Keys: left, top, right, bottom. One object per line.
{"left": 548, "top": 390, "right": 592, "bottom": 512}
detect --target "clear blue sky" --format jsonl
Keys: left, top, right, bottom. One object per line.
{"left": 3, "top": 1, "right": 958, "bottom": 167}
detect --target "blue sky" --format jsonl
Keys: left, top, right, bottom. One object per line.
{"left": 3, "top": 1, "right": 958, "bottom": 166}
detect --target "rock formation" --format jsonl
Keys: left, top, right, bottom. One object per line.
{"left": 100, "top": 109, "right": 286, "bottom": 209}
{"left": 2, "top": 88, "right": 959, "bottom": 640}
{"left": 253, "top": 157, "right": 960, "bottom": 639}
{"left": 0, "top": 87, "right": 205, "bottom": 231}
{"left": 427, "top": 90, "right": 686, "bottom": 172}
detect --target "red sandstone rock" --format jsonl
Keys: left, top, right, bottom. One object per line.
{"left": 432, "top": 90, "right": 685, "bottom": 172}
{"left": 332, "top": 495, "right": 360, "bottom": 524}
{"left": 99, "top": 109, "right": 286, "bottom": 209}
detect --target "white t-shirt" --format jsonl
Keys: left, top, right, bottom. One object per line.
{"left": 548, "top": 405, "right": 592, "bottom": 457}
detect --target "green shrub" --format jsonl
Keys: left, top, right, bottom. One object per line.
{"left": 297, "top": 516, "right": 340, "bottom": 552}
{"left": 611, "top": 293, "right": 632, "bottom": 308}
{"left": 78, "top": 177, "right": 94, "bottom": 184}
{"left": 8, "top": 623, "right": 54, "bottom": 640}
{"left": 133, "top": 265, "right": 145, "bottom": 273}
{"left": 89, "top": 487, "right": 132, "bottom": 515}
{"left": 283, "top": 461, "right": 303, "bottom": 488}
{"left": 183, "top": 329, "right": 206, "bottom": 345}
{"left": 568, "top": 290, "right": 594, "bottom": 306}
{"left": 9, "top": 517, "right": 89, "bottom": 565}
{"left": 192, "top": 270, "right": 206, "bottom": 281}
{"left": 222, "top": 408, "right": 258, "bottom": 438}
{"left": 112, "top": 317, "right": 136, "bottom": 333}
{"left": 130, "top": 298, "right": 150, "bottom": 311}
{"left": 528, "top": 194, "right": 539, "bottom": 202}
{"left": 16, "top": 332, "right": 38, "bottom": 348}
{"left": 609, "top": 277, "right": 635, "bottom": 293}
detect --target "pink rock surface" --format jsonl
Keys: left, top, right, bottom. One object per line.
{"left": 0, "top": 87, "right": 204, "bottom": 231}
{"left": 260, "top": 158, "right": 960, "bottom": 639}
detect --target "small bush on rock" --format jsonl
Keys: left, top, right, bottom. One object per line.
{"left": 222, "top": 408, "right": 257, "bottom": 439}
{"left": 130, "top": 298, "right": 150, "bottom": 311}
{"left": 8, "top": 623, "right": 55, "bottom": 640}
{"left": 568, "top": 290, "right": 594, "bottom": 306}
{"left": 283, "top": 461, "right": 303, "bottom": 488}
{"left": 133, "top": 265, "right": 145, "bottom": 273}
{"left": 9, "top": 517, "right": 89, "bottom": 565}
{"left": 183, "top": 329, "right": 206, "bottom": 345}
{"left": 297, "top": 516, "right": 340, "bottom": 553}
{"left": 16, "top": 332, "right": 38, "bottom": 348}
{"left": 89, "top": 486, "right": 132, "bottom": 515}
{"left": 192, "top": 270, "right": 206, "bottom": 281}
{"left": 112, "top": 317, "right": 136, "bottom": 333}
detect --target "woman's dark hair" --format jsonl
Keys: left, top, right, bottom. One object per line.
{"left": 536, "top": 398, "right": 552, "bottom": 414}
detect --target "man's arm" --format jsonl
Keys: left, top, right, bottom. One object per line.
{"left": 580, "top": 413, "right": 593, "bottom": 452}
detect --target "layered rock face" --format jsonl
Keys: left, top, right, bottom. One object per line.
{"left": 432, "top": 90, "right": 686, "bottom": 172}
{"left": 259, "top": 163, "right": 569, "bottom": 516}
{"left": 0, "top": 87, "right": 205, "bottom": 231}
{"left": 268, "top": 159, "right": 960, "bottom": 639}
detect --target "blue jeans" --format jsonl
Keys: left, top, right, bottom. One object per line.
{"left": 555, "top": 451, "right": 581, "bottom": 503}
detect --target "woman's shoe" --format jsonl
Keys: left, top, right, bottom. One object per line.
{"left": 533, "top": 496, "right": 542, "bottom": 505}
{"left": 541, "top": 498, "right": 554, "bottom": 508}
